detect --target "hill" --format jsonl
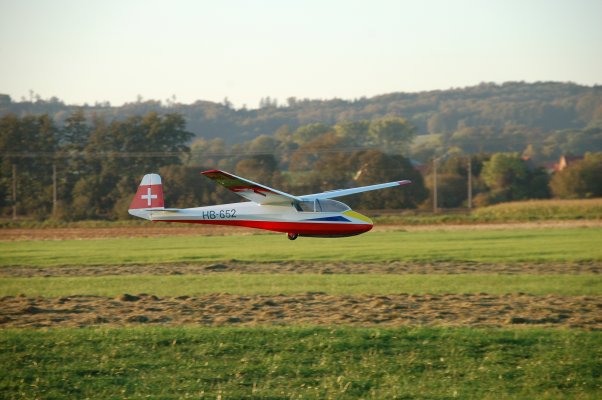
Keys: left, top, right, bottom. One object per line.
{"left": 2, "top": 81, "right": 601, "bottom": 144}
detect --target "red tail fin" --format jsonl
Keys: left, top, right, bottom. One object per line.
{"left": 129, "top": 173, "right": 164, "bottom": 210}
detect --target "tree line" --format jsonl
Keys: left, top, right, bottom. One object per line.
{"left": 0, "top": 111, "right": 192, "bottom": 219}
{"left": 1, "top": 111, "right": 601, "bottom": 221}
{"left": 2, "top": 81, "right": 601, "bottom": 155}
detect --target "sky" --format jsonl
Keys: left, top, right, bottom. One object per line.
{"left": 1, "top": 0, "right": 601, "bottom": 109}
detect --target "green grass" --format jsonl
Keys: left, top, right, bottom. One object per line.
{"left": 1, "top": 326, "right": 600, "bottom": 399}
{"left": 0, "top": 218, "right": 153, "bottom": 229}
{"left": 2, "top": 228, "right": 601, "bottom": 267}
{"left": 472, "top": 198, "right": 602, "bottom": 221}
{"left": 1, "top": 274, "right": 600, "bottom": 297}
{"left": 373, "top": 198, "right": 602, "bottom": 224}
{"left": 372, "top": 213, "right": 474, "bottom": 225}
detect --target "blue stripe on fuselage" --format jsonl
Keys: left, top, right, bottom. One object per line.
{"left": 304, "top": 216, "right": 350, "bottom": 222}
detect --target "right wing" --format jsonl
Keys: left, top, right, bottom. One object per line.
{"left": 300, "top": 180, "right": 411, "bottom": 201}
{"left": 201, "top": 170, "right": 300, "bottom": 205}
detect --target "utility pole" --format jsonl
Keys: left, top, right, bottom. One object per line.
{"left": 432, "top": 157, "right": 438, "bottom": 213}
{"left": 467, "top": 156, "right": 472, "bottom": 209}
{"left": 52, "top": 163, "right": 57, "bottom": 217}
{"left": 12, "top": 163, "right": 17, "bottom": 219}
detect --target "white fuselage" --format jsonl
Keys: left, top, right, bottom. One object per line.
{"left": 131, "top": 200, "right": 373, "bottom": 237}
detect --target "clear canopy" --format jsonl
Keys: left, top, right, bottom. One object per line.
{"left": 293, "top": 199, "right": 350, "bottom": 212}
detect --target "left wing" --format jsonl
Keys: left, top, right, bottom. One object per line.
{"left": 201, "top": 170, "right": 301, "bottom": 205}
{"left": 300, "top": 180, "right": 411, "bottom": 201}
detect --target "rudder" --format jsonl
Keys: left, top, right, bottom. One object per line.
{"left": 129, "top": 173, "right": 164, "bottom": 211}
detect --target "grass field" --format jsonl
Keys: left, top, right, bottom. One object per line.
{"left": 1, "top": 327, "right": 600, "bottom": 399}
{"left": 472, "top": 198, "right": 602, "bottom": 221}
{"left": 1, "top": 274, "right": 600, "bottom": 297}
{"left": 2, "top": 224, "right": 601, "bottom": 399}
{"left": 374, "top": 198, "right": 602, "bottom": 224}
{"left": 2, "top": 227, "right": 601, "bottom": 266}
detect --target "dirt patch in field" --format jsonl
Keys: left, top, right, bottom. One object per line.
{"left": 377, "top": 220, "right": 602, "bottom": 232}
{"left": 0, "top": 225, "right": 252, "bottom": 241}
{"left": 1, "top": 293, "right": 599, "bottom": 329}
{"left": 1, "top": 260, "right": 599, "bottom": 277}
{"left": 2, "top": 220, "right": 600, "bottom": 241}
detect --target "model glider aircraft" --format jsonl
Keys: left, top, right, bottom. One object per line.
{"left": 129, "top": 170, "right": 411, "bottom": 240}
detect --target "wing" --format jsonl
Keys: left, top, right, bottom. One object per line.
{"left": 300, "top": 180, "right": 411, "bottom": 201}
{"left": 201, "top": 169, "right": 300, "bottom": 205}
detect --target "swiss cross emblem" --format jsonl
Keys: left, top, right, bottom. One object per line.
{"left": 141, "top": 187, "right": 157, "bottom": 206}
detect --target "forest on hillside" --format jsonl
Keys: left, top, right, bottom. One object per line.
{"left": 1, "top": 107, "right": 601, "bottom": 220}
{"left": 2, "top": 81, "right": 602, "bottom": 161}
{"left": 1, "top": 81, "right": 602, "bottom": 220}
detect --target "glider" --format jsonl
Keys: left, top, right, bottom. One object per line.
{"left": 129, "top": 170, "right": 411, "bottom": 240}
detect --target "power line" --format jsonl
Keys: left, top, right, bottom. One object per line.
{"left": 2, "top": 135, "right": 598, "bottom": 161}
{"left": 1, "top": 146, "right": 389, "bottom": 159}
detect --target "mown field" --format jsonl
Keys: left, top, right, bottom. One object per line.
{"left": 2, "top": 227, "right": 601, "bottom": 266}
{"left": 1, "top": 223, "right": 601, "bottom": 399}
{"left": 2, "top": 327, "right": 601, "bottom": 399}
{"left": 375, "top": 198, "right": 602, "bottom": 224}
{"left": 1, "top": 274, "right": 600, "bottom": 297}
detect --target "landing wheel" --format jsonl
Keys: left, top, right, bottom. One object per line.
{"left": 287, "top": 232, "right": 298, "bottom": 240}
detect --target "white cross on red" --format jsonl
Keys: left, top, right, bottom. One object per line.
{"left": 141, "top": 187, "right": 157, "bottom": 206}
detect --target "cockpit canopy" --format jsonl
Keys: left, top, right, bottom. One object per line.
{"left": 293, "top": 199, "right": 350, "bottom": 213}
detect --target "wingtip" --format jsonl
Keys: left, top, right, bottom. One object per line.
{"left": 398, "top": 180, "right": 412, "bottom": 185}
{"left": 201, "top": 169, "right": 221, "bottom": 175}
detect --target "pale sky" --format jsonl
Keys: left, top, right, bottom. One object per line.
{"left": 1, "top": 0, "right": 601, "bottom": 108}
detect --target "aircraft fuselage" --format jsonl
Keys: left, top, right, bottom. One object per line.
{"left": 131, "top": 201, "right": 373, "bottom": 237}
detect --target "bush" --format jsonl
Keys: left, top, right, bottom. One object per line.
{"left": 550, "top": 152, "right": 602, "bottom": 198}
